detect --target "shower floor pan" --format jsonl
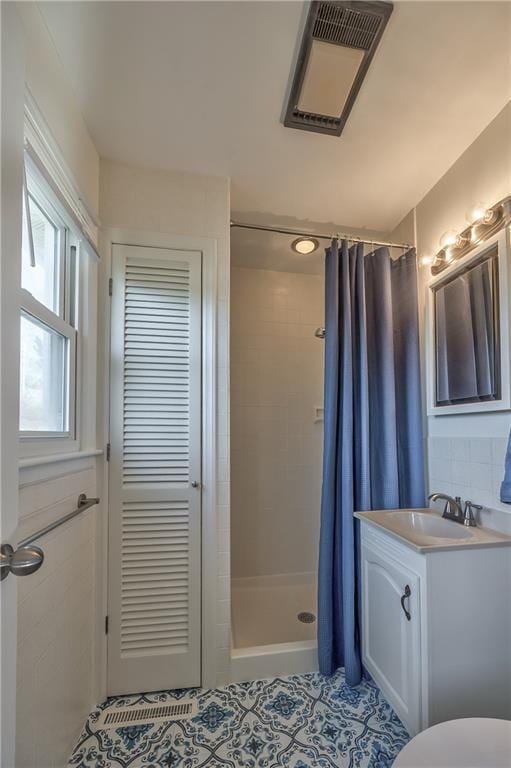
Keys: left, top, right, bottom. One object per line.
{"left": 230, "top": 572, "right": 318, "bottom": 683}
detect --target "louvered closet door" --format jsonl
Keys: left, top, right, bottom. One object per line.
{"left": 108, "top": 244, "right": 202, "bottom": 695}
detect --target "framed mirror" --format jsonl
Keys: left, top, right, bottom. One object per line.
{"left": 427, "top": 229, "right": 510, "bottom": 415}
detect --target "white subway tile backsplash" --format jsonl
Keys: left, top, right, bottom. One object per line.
{"left": 451, "top": 439, "right": 470, "bottom": 461}
{"left": 470, "top": 437, "right": 492, "bottom": 464}
{"left": 428, "top": 435, "right": 511, "bottom": 518}
{"left": 429, "top": 456, "right": 452, "bottom": 484}
{"left": 451, "top": 459, "right": 472, "bottom": 487}
{"left": 470, "top": 461, "right": 492, "bottom": 491}
{"left": 492, "top": 437, "right": 508, "bottom": 465}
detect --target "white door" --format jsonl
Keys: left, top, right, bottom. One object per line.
{"left": 1, "top": 5, "right": 22, "bottom": 762}
{"left": 361, "top": 543, "right": 421, "bottom": 734}
{"left": 107, "top": 244, "right": 202, "bottom": 695}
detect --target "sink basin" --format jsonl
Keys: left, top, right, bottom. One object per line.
{"left": 354, "top": 507, "right": 511, "bottom": 552}
{"left": 389, "top": 511, "right": 473, "bottom": 540}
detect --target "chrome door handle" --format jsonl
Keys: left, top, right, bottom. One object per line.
{"left": 190, "top": 480, "right": 202, "bottom": 489}
{"left": 0, "top": 543, "right": 44, "bottom": 582}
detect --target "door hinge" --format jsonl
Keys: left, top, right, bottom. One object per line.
{"left": 105, "top": 616, "right": 109, "bottom": 634}
{"left": 108, "top": 277, "right": 113, "bottom": 296}
{"left": 106, "top": 442, "right": 111, "bottom": 462}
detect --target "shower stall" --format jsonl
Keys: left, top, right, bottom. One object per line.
{"left": 230, "top": 228, "right": 325, "bottom": 680}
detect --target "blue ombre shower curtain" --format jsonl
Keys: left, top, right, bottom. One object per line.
{"left": 318, "top": 241, "right": 425, "bottom": 685}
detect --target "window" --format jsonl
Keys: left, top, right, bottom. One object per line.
{"left": 20, "top": 163, "right": 79, "bottom": 452}
{"left": 20, "top": 313, "right": 69, "bottom": 432}
{"left": 22, "top": 193, "right": 60, "bottom": 313}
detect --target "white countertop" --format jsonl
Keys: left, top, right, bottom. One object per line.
{"left": 354, "top": 507, "right": 511, "bottom": 552}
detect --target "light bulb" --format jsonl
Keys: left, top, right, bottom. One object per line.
{"left": 439, "top": 230, "right": 466, "bottom": 250}
{"left": 439, "top": 230, "right": 459, "bottom": 249}
{"left": 465, "top": 202, "right": 495, "bottom": 225}
{"left": 420, "top": 254, "right": 433, "bottom": 267}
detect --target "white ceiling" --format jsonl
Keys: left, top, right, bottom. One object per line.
{"left": 39, "top": 1, "right": 511, "bottom": 233}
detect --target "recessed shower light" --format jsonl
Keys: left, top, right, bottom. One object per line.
{"left": 292, "top": 237, "right": 319, "bottom": 255}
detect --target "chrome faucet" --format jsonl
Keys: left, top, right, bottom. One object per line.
{"left": 428, "top": 492, "right": 464, "bottom": 524}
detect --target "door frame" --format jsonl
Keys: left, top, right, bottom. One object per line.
{"left": 97, "top": 227, "right": 218, "bottom": 699}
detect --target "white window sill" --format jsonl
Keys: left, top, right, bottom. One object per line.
{"left": 19, "top": 448, "right": 103, "bottom": 470}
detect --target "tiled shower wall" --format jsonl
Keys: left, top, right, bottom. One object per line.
{"left": 231, "top": 267, "right": 324, "bottom": 579}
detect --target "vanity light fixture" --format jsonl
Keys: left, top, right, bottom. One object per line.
{"left": 430, "top": 194, "right": 511, "bottom": 275}
{"left": 291, "top": 237, "right": 320, "bottom": 255}
{"left": 284, "top": 1, "right": 393, "bottom": 137}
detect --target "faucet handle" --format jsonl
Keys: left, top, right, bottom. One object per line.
{"left": 463, "top": 500, "right": 482, "bottom": 527}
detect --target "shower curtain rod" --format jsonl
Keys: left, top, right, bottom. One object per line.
{"left": 230, "top": 220, "right": 411, "bottom": 250}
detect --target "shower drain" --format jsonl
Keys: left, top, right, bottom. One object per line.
{"left": 297, "top": 611, "right": 316, "bottom": 624}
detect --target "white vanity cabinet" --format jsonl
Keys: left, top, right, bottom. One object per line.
{"left": 359, "top": 520, "right": 511, "bottom": 737}
{"left": 361, "top": 539, "right": 422, "bottom": 733}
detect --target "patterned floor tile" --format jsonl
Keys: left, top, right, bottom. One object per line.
{"left": 69, "top": 671, "right": 409, "bottom": 767}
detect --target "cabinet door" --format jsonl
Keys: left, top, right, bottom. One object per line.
{"left": 361, "top": 543, "right": 421, "bottom": 734}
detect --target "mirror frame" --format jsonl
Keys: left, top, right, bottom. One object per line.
{"left": 426, "top": 228, "right": 511, "bottom": 416}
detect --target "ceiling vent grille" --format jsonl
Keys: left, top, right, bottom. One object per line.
{"left": 284, "top": 1, "right": 393, "bottom": 137}
{"left": 93, "top": 700, "right": 198, "bottom": 730}
{"left": 313, "top": 3, "right": 383, "bottom": 50}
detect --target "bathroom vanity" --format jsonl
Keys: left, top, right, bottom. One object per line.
{"left": 355, "top": 509, "right": 511, "bottom": 736}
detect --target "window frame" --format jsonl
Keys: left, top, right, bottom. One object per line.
{"left": 23, "top": 189, "right": 65, "bottom": 316}
{"left": 19, "top": 156, "right": 82, "bottom": 458}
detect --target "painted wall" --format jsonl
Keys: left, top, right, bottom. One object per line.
{"left": 393, "top": 103, "right": 511, "bottom": 517}
{"left": 99, "top": 158, "right": 231, "bottom": 684}
{"left": 231, "top": 267, "right": 324, "bottom": 578}
{"left": 415, "top": 103, "right": 511, "bottom": 266}
{"left": 17, "top": 2, "right": 100, "bottom": 216}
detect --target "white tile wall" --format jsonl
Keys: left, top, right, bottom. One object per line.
{"left": 231, "top": 267, "right": 324, "bottom": 579}
{"left": 428, "top": 435, "right": 510, "bottom": 517}
{"left": 16, "top": 461, "right": 99, "bottom": 768}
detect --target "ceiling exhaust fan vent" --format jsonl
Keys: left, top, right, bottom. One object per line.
{"left": 291, "top": 110, "right": 341, "bottom": 130}
{"left": 313, "top": 3, "right": 383, "bottom": 50}
{"left": 284, "top": 1, "right": 393, "bottom": 137}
